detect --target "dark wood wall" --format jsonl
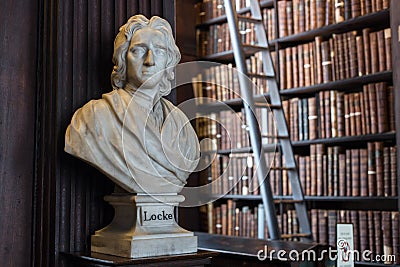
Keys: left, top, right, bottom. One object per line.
{"left": 0, "top": 1, "right": 175, "bottom": 266}
{"left": 0, "top": 1, "right": 38, "bottom": 266}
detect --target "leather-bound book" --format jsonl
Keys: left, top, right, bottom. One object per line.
{"left": 278, "top": 0, "right": 288, "bottom": 37}
{"left": 373, "top": 211, "right": 382, "bottom": 257}
{"left": 316, "top": 0, "right": 326, "bottom": 27}
{"left": 369, "top": 31, "right": 379, "bottom": 73}
{"left": 326, "top": 0, "right": 334, "bottom": 25}
{"left": 351, "top": 0, "right": 361, "bottom": 17}
{"left": 339, "top": 152, "right": 346, "bottom": 196}
{"left": 308, "top": 97, "right": 318, "bottom": 140}
{"left": 346, "top": 149, "right": 352, "bottom": 196}
{"left": 360, "top": 148, "right": 368, "bottom": 196}
{"left": 318, "top": 91, "right": 326, "bottom": 138}
{"left": 348, "top": 31, "right": 358, "bottom": 78}
{"left": 279, "top": 49, "right": 286, "bottom": 89}
{"left": 382, "top": 211, "right": 393, "bottom": 264}
{"left": 356, "top": 35, "right": 365, "bottom": 76}
{"left": 390, "top": 146, "right": 397, "bottom": 197}
{"left": 362, "top": 28, "right": 372, "bottom": 74}
{"left": 286, "top": 47, "right": 293, "bottom": 89}
{"left": 359, "top": 211, "right": 369, "bottom": 252}
{"left": 324, "top": 91, "right": 332, "bottom": 138}
{"left": 367, "top": 142, "right": 377, "bottom": 196}
{"left": 375, "top": 142, "right": 384, "bottom": 196}
{"left": 317, "top": 144, "right": 325, "bottom": 196}
{"left": 336, "top": 92, "right": 345, "bottom": 136}
{"left": 384, "top": 28, "right": 392, "bottom": 70}
{"left": 299, "top": 0, "right": 306, "bottom": 33}
{"left": 375, "top": 82, "right": 388, "bottom": 133}
{"left": 367, "top": 83, "right": 377, "bottom": 134}
{"left": 334, "top": 0, "right": 345, "bottom": 23}
{"left": 286, "top": 1, "right": 294, "bottom": 36}
{"left": 310, "top": 145, "right": 317, "bottom": 196}
{"left": 362, "top": 85, "right": 371, "bottom": 134}
{"left": 383, "top": 146, "right": 391, "bottom": 197}
{"left": 292, "top": 46, "right": 299, "bottom": 88}
{"left": 315, "top": 36, "right": 323, "bottom": 84}
{"left": 351, "top": 149, "right": 360, "bottom": 196}
{"left": 321, "top": 41, "right": 333, "bottom": 83}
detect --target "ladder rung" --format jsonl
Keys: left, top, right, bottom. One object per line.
{"left": 281, "top": 233, "right": 312, "bottom": 239}
{"left": 270, "top": 166, "right": 296, "bottom": 171}
{"left": 263, "top": 144, "right": 279, "bottom": 153}
{"left": 274, "top": 199, "right": 304, "bottom": 204}
{"left": 237, "top": 15, "right": 263, "bottom": 24}
{"left": 243, "top": 44, "right": 269, "bottom": 53}
{"left": 254, "top": 103, "right": 282, "bottom": 109}
{"left": 261, "top": 134, "right": 290, "bottom": 139}
{"left": 247, "top": 72, "right": 275, "bottom": 79}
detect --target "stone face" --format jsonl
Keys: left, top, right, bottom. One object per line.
{"left": 91, "top": 194, "right": 198, "bottom": 258}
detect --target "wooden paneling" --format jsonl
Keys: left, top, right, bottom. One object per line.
{"left": 0, "top": 0, "right": 38, "bottom": 266}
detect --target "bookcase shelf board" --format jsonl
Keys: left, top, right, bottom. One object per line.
{"left": 201, "top": 44, "right": 274, "bottom": 62}
{"left": 279, "top": 71, "right": 392, "bottom": 97}
{"left": 196, "top": 232, "right": 322, "bottom": 258}
{"left": 276, "top": 9, "right": 390, "bottom": 46}
{"left": 196, "top": 0, "right": 274, "bottom": 27}
{"left": 292, "top": 132, "right": 396, "bottom": 147}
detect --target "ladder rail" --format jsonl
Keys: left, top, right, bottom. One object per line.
{"left": 222, "top": 0, "right": 313, "bottom": 241}
{"left": 224, "top": 0, "right": 281, "bottom": 240}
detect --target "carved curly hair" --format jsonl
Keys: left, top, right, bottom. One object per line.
{"left": 111, "top": 15, "right": 181, "bottom": 96}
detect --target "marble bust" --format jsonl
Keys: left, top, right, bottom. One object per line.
{"left": 65, "top": 15, "right": 200, "bottom": 194}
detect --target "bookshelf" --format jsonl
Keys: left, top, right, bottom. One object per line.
{"left": 188, "top": 0, "right": 399, "bottom": 265}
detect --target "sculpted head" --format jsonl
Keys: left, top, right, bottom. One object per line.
{"left": 111, "top": 15, "right": 181, "bottom": 96}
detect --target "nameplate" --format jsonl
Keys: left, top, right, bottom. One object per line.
{"left": 140, "top": 206, "right": 175, "bottom": 226}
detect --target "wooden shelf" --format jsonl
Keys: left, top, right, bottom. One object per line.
{"left": 201, "top": 44, "right": 272, "bottom": 62}
{"left": 196, "top": 0, "right": 274, "bottom": 28}
{"left": 196, "top": 71, "right": 392, "bottom": 113}
{"left": 218, "top": 195, "right": 397, "bottom": 204}
{"left": 196, "top": 232, "right": 322, "bottom": 259}
{"left": 276, "top": 9, "right": 390, "bottom": 47}
{"left": 292, "top": 132, "right": 396, "bottom": 147}
{"left": 279, "top": 71, "right": 393, "bottom": 97}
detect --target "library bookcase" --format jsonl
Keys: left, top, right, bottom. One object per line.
{"left": 182, "top": 0, "right": 400, "bottom": 265}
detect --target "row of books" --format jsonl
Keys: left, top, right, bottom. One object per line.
{"left": 195, "top": 0, "right": 389, "bottom": 35}
{"left": 204, "top": 202, "right": 399, "bottom": 264}
{"left": 194, "top": 82, "right": 394, "bottom": 146}
{"left": 200, "top": 141, "right": 397, "bottom": 197}
{"left": 283, "top": 83, "right": 395, "bottom": 141}
{"left": 296, "top": 143, "right": 398, "bottom": 197}
{"left": 277, "top": 0, "right": 390, "bottom": 38}
{"left": 207, "top": 153, "right": 260, "bottom": 196}
{"left": 195, "top": 27, "right": 392, "bottom": 99}
{"left": 209, "top": 201, "right": 265, "bottom": 238}
{"left": 196, "top": 110, "right": 252, "bottom": 152}
{"left": 279, "top": 28, "right": 392, "bottom": 89}
{"left": 197, "top": 20, "right": 257, "bottom": 56}
{"left": 311, "top": 209, "right": 399, "bottom": 264}
{"left": 195, "top": 0, "right": 256, "bottom": 24}
{"left": 191, "top": 53, "right": 276, "bottom": 101}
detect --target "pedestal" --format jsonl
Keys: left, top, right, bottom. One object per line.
{"left": 91, "top": 194, "right": 197, "bottom": 258}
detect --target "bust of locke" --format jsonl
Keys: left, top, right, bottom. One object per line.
{"left": 65, "top": 15, "right": 200, "bottom": 195}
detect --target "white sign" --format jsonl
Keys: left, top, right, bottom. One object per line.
{"left": 337, "top": 223, "right": 354, "bottom": 267}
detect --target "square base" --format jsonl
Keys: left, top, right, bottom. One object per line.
{"left": 91, "top": 234, "right": 198, "bottom": 258}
